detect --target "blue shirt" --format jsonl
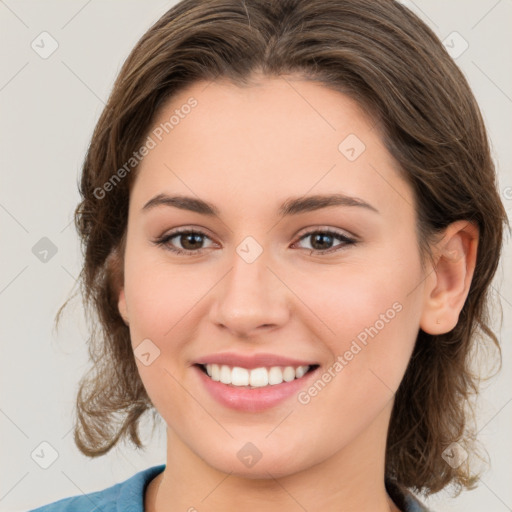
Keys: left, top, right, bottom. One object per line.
{"left": 28, "top": 464, "right": 166, "bottom": 512}
{"left": 28, "top": 464, "right": 431, "bottom": 512}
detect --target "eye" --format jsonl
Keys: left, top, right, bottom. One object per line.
{"left": 153, "top": 228, "right": 216, "bottom": 255}
{"left": 293, "top": 228, "right": 357, "bottom": 254}
{"left": 153, "top": 227, "right": 357, "bottom": 256}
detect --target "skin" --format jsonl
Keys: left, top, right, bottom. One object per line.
{"left": 116, "top": 74, "right": 478, "bottom": 512}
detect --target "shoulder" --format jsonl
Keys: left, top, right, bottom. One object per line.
{"left": 27, "top": 464, "right": 166, "bottom": 512}
{"left": 385, "top": 478, "right": 434, "bottom": 512}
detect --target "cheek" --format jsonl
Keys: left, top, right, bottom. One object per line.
{"left": 124, "top": 251, "right": 211, "bottom": 341}
{"left": 295, "top": 251, "right": 423, "bottom": 389}
{"left": 122, "top": 252, "right": 209, "bottom": 417}
{"left": 287, "top": 263, "right": 422, "bottom": 446}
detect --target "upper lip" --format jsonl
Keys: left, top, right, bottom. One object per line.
{"left": 194, "top": 352, "right": 318, "bottom": 369}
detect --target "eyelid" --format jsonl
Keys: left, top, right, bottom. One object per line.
{"left": 153, "top": 225, "right": 358, "bottom": 255}
{"left": 292, "top": 227, "right": 357, "bottom": 254}
{"left": 295, "top": 225, "right": 357, "bottom": 241}
{"left": 154, "top": 226, "right": 218, "bottom": 251}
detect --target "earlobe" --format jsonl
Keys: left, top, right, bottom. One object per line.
{"left": 420, "top": 220, "right": 479, "bottom": 335}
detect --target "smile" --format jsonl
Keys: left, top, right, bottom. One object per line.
{"left": 194, "top": 362, "right": 321, "bottom": 412}
{"left": 198, "top": 363, "right": 317, "bottom": 389}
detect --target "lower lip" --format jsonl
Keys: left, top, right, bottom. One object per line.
{"left": 194, "top": 365, "right": 319, "bottom": 412}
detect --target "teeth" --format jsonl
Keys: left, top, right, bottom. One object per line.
{"left": 295, "top": 366, "right": 308, "bottom": 378}
{"left": 283, "top": 366, "right": 296, "bottom": 382}
{"left": 203, "top": 364, "right": 311, "bottom": 388}
{"left": 249, "top": 367, "right": 268, "bottom": 387}
{"left": 268, "top": 367, "right": 283, "bottom": 385}
{"left": 232, "top": 366, "right": 249, "bottom": 386}
{"left": 220, "top": 365, "right": 231, "bottom": 384}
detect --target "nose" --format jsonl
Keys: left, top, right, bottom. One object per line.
{"left": 209, "top": 246, "right": 290, "bottom": 340}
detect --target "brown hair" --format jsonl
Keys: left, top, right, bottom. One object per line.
{"left": 57, "top": 0, "right": 508, "bottom": 496}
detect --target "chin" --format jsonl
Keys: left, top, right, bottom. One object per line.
{"left": 201, "top": 444, "right": 310, "bottom": 480}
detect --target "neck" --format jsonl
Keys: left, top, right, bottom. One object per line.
{"left": 146, "top": 402, "right": 400, "bottom": 512}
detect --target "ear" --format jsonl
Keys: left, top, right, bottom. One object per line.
{"left": 118, "top": 287, "right": 129, "bottom": 326}
{"left": 106, "top": 246, "right": 129, "bottom": 325}
{"left": 420, "top": 220, "right": 479, "bottom": 335}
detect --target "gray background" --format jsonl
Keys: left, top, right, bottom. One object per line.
{"left": 1, "top": 1, "right": 511, "bottom": 511}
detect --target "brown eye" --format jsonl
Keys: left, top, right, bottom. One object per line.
{"left": 154, "top": 229, "right": 214, "bottom": 255}
{"left": 295, "top": 229, "right": 356, "bottom": 254}
{"left": 177, "top": 232, "right": 205, "bottom": 251}
{"left": 153, "top": 227, "right": 356, "bottom": 256}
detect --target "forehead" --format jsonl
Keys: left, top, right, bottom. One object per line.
{"left": 131, "top": 76, "right": 413, "bottom": 220}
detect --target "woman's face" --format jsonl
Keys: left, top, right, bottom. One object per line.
{"left": 118, "top": 76, "right": 429, "bottom": 478}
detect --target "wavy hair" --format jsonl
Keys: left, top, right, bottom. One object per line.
{"left": 56, "top": 0, "right": 508, "bottom": 496}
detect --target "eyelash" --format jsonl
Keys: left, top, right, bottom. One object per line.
{"left": 153, "top": 227, "right": 357, "bottom": 256}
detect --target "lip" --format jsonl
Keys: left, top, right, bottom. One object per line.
{"left": 193, "top": 364, "right": 320, "bottom": 412}
{"left": 194, "top": 352, "right": 318, "bottom": 369}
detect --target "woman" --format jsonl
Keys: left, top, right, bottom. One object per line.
{"left": 30, "top": 0, "right": 508, "bottom": 511}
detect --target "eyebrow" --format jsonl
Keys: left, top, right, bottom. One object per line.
{"left": 142, "top": 193, "right": 379, "bottom": 216}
